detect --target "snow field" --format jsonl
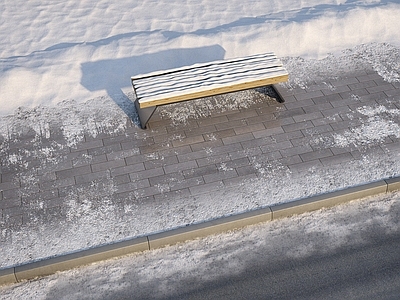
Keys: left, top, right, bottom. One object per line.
{"left": 1, "top": 1, "right": 400, "bottom": 114}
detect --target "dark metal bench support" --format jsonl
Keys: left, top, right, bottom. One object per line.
{"left": 135, "top": 100, "right": 157, "bottom": 129}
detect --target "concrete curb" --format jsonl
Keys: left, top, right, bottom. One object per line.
{"left": 1, "top": 176, "right": 399, "bottom": 286}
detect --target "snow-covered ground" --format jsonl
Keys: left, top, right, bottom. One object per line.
{"left": 1, "top": 0, "right": 400, "bottom": 116}
{"left": 1, "top": 191, "right": 399, "bottom": 299}
{"left": 1, "top": 0, "right": 400, "bottom": 280}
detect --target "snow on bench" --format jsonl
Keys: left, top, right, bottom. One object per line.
{"left": 131, "top": 52, "right": 288, "bottom": 128}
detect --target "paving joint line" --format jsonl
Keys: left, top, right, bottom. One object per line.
{"left": 0, "top": 177, "right": 399, "bottom": 286}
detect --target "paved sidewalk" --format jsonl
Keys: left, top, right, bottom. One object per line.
{"left": 1, "top": 68, "right": 400, "bottom": 263}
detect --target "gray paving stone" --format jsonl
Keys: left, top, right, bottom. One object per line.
{"left": 290, "top": 136, "right": 315, "bottom": 148}
{"left": 182, "top": 164, "right": 219, "bottom": 179}
{"left": 272, "top": 130, "right": 304, "bottom": 143}
{"left": 246, "top": 114, "right": 276, "bottom": 126}
{"left": 114, "top": 179, "right": 150, "bottom": 195}
{"left": 277, "top": 154, "right": 302, "bottom": 166}
{"left": 144, "top": 155, "right": 179, "bottom": 170}
{"left": 300, "top": 149, "right": 333, "bottom": 162}
{"left": 306, "top": 82, "right": 330, "bottom": 92}
{"left": 129, "top": 167, "right": 165, "bottom": 181}
{"left": 339, "top": 88, "right": 371, "bottom": 99}
{"left": 153, "top": 188, "right": 192, "bottom": 202}
{"left": 321, "top": 85, "right": 351, "bottom": 96}
{"left": 275, "top": 107, "right": 305, "bottom": 119}
{"left": 384, "top": 88, "right": 400, "bottom": 98}
{"left": 288, "top": 160, "right": 324, "bottom": 173}
{"left": 234, "top": 123, "right": 266, "bottom": 135}
{"left": 321, "top": 106, "right": 352, "bottom": 118}
{"left": 293, "top": 111, "right": 324, "bottom": 123}
{"left": 329, "top": 77, "right": 359, "bottom": 87}
{"left": 172, "top": 135, "right": 204, "bottom": 148}
{"left": 112, "top": 174, "right": 131, "bottom": 185}
{"left": 91, "top": 159, "right": 126, "bottom": 173}
{"left": 111, "top": 163, "right": 145, "bottom": 177}
{"left": 121, "top": 137, "right": 155, "bottom": 151}
{"left": 312, "top": 93, "right": 343, "bottom": 104}
{"left": 367, "top": 84, "right": 395, "bottom": 94}
{"left": 302, "top": 124, "right": 334, "bottom": 135}
{"left": 135, "top": 185, "right": 165, "bottom": 198}
{"left": 203, "top": 128, "right": 236, "bottom": 140}
{"left": 280, "top": 144, "right": 313, "bottom": 158}
{"left": 230, "top": 147, "right": 263, "bottom": 160}
{"left": 189, "top": 181, "right": 223, "bottom": 195}
{"left": 3, "top": 205, "right": 24, "bottom": 218}
{"left": 170, "top": 176, "right": 204, "bottom": 192}
{"left": 320, "top": 152, "right": 354, "bottom": 166}
{"left": 223, "top": 174, "right": 257, "bottom": 187}
{"left": 197, "top": 115, "right": 229, "bottom": 127}
{"left": 330, "top": 119, "right": 363, "bottom": 131}
{"left": 0, "top": 181, "right": 20, "bottom": 191}
{"left": 241, "top": 136, "right": 274, "bottom": 149}
{"left": 284, "top": 98, "right": 315, "bottom": 110}
{"left": 217, "top": 157, "right": 250, "bottom": 170}
{"left": 164, "top": 160, "right": 198, "bottom": 174}
{"left": 178, "top": 149, "right": 209, "bottom": 163}
{"left": 264, "top": 117, "right": 295, "bottom": 129}
{"left": 55, "top": 165, "right": 92, "bottom": 180}
{"left": 0, "top": 197, "right": 21, "bottom": 209}
{"left": 222, "top": 133, "right": 254, "bottom": 145}
{"left": 348, "top": 80, "right": 377, "bottom": 90}
{"left": 382, "top": 141, "right": 400, "bottom": 153}
{"left": 197, "top": 153, "right": 231, "bottom": 168}
{"left": 260, "top": 140, "right": 293, "bottom": 153}
{"left": 71, "top": 140, "right": 103, "bottom": 152}
{"left": 295, "top": 90, "right": 324, "bottom": 101}
{"left": 252, "top": 127, "right": 285, "bottom": 139}
{"left": 87, "top": 143, "right": 122, "bottom": 156}
{"left": 183, "top": 124, "right": 217, "bottom": 137}
{"left": 203, "top": 169, "right": 238, "bottom": 183}
{"left": 72, "top": 153, "right": 107, "bottom": 168}
{"left": 282, "top": 120, "right": 314, "bottom": 133}
{"left": 106, "top": 149, "right": 140, "bottom": 161}
{"left": 356, "top": 73, "right": 382, "bottom": 82}
{"left": 75, "top": 170, "right": 110, "bottom": 184}
{"left": 190, "top": 139, "right": 224, "bottom": 153}
{"left": 227, "top": 109, "right": 259, "bottom": 121}
{"left": 101, "top": 135, "right": 128, "bottom": 146}
{"left": 236, "top": 165, "right": 257, "bottom": 176}
{"left": 157, "top": 145, "right": 193, "bottom": 158}
{"left": 216, "top": 119, "right": 247, "bottom": 131}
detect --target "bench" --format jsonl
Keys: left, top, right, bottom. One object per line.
{"left": 131, "top": 52, "right": 289, "bottom": 129}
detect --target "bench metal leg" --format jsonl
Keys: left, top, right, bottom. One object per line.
{"left": 135, "top": 100, "right": 157, "bottom": 129}
{"left": 271, "top": 84, "right": 286, "bottom": 103}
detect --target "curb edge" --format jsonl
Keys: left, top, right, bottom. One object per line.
{"left": 1, "top": 176, "right": 399, "bottom": 286}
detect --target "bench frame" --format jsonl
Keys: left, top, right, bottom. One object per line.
{"left": 132, "top": 53, "right": 288, "bottom": 129}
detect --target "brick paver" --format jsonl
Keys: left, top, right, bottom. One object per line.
{"left": 1, "top": 70, "right": 399, "bottom": 235}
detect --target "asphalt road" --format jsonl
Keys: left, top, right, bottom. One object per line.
{"left": 165, "top": 232, "right": 400, "bottom": 300}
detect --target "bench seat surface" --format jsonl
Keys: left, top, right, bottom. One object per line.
{"left": 132, "top": 52, "right": 288, "bottom": 108}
